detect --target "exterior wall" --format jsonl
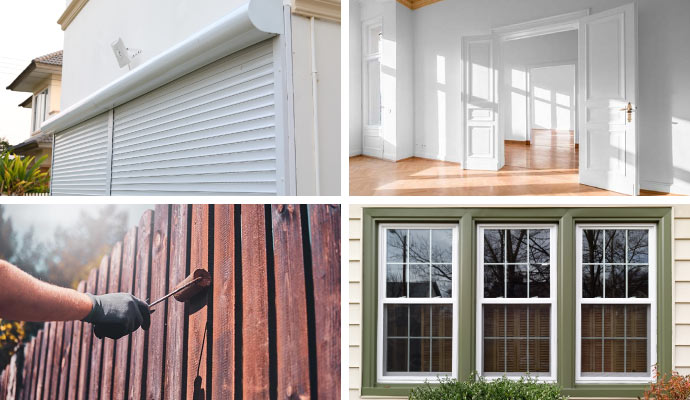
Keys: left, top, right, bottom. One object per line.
{"left": 349, "top": 204, "right": 684, "bottom": 400}
{"left": 411, "top": 0, "right": 690, "bottom": 192}
{"left": 674, "top": 206, "right": 690, "bottom": 374}
{"left": 60, "top": 0, "right": 247, "bottom": 108}
{"left": 34, "top": 74, "right": 62, "bottom": 119}
{"left": 291, "top": 14, "right": 341, "bottom": 195}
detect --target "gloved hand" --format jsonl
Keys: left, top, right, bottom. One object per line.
{"left": 82, "top": 293, "right": 151, "bottom": 340}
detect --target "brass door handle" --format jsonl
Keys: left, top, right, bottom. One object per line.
{"left": 619, "top": 102, "right": 636, "bottom": 123}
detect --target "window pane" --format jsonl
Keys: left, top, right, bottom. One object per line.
{"left": 431, "top": 339, "right": 452, "bottom": 372}
{"left": 409, "top": 264, "right": 430, "bottom": 298}
{"left": 409, "top": 338, "right": 428, "bottom": 372}
{"left": 410, "top": 229, "right": 430, "bottom": 263}
{"left": 386, "top": 339, "right": 407, "bottom": 372}
{"left": 529, "top": 264, "right": 550, "bottom": 298}
{"left": 409, "top": 304, "right": 430, "bottom": 337}
{"left": 628, "top": 266, "right": 648, "bottom": 298}
{"left": 628, "top": 230, "right": 648, "bottom": 263}
{"left": 386, "top": 229, "right": 407, "bottom": 262}
{"left": 431, "top": 229, "right": 453, "bottom": 263}
{"left": 367, "top": 24, "right": 381, "bottom": 54}
{"left": 484, "top": 265, "right": 504, "bottom": 298}
{"left": 368, "top": 59, "right": 381, "bottom": 126}
{"left": 386, "top": 304, "right": 408, "bottom": 337}
{"left": 432, "top": 305, "right": 453, "bottom": 337}
{"left": 431, "top": 264, "right": 452, "bottom": 298}
{"left": 483, "top": 305, "right": 550, "bottom": 374}
{"left": 386, "top": 264, "right": 406, "bottom": 297}
{"left": 507, "top": 229, "right": 528, "bottom": 263}
{"left": 484, "top": 230, "right": 505, "bottom": 263}
{"left": 605, "top": 229, "right": 626, "bottom": 263}
{"left": 583, "top": 230, "right": 603, "bottom": 263}
{"left": 605, "top": 265, "right": 626, "bottom": 298}
{"left": 507, "top": 265, "right": 527, "bottom": 298}
{"left": 581, "top": 305, "right": 648, "bottom": 374}
{"left": 582, "top": 265, "right": 603, "bottom": 298}
{"left": 529, "top": 229, "right": 550, "bottom": 264}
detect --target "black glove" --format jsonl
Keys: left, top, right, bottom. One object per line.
{"left": 82, "top": 293, "right": 151, "bottom": 340}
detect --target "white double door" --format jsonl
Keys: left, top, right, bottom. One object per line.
{"left": 463, "top": 4, "right": 638, "bottom": 195}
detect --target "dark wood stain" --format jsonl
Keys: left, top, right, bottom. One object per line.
{"left": 101, "top": 241, "right": 123, "bottom": 400}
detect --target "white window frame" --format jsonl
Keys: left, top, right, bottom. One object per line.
{"left": 362, "top": 16, "right": 383, "bottom": 131}
{"left": 476, "top": 224, "right": 558, "bottom": 381}
{"left": 575, "top": 223, "right": 657, "bottom": 384}
{"left": 31, "top": 87, "right": 50, "bottom": 133}
{"left": 377, "top": 223, "right": 459, "bottom": 384}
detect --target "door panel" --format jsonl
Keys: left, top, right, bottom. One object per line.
{"left": 579, "top": 4, "right": 637, "bottom": 195}
{"left": 464, "top": 36, "right": 499, "bottom": 170}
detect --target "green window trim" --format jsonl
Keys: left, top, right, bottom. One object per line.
{"left": 360, "top": 207, "right": 673, "bottom": 398}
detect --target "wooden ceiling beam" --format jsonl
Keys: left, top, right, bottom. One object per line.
{"left": 396, "top": 0, "right": 444, "bottom": 10}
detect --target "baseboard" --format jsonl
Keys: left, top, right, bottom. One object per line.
{"left": 505, "top": 140, "right": 530, "bottom": 145}
{"left": 413, "top": 150, "right": 460, "bottom": 163}
{"left": 641, "top": 179, "right": 690, "bottom": 195}
{"left": 349, "top": 149, "right": 362, "bottom": 157}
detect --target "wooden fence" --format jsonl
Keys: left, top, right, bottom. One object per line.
{"left": 0, "top": 204, "right": 341, "bottom": 399}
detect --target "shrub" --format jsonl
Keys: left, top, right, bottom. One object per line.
{"left": 409, "top": 373, "right": 567, "bottom": 400}
{"left": 0, "top": 153, "right": 49, "bottom": 195}
{"left": 641, "top": 367, "right": 690, "bottom": 400}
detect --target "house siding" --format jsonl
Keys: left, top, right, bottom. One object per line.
{"left": 349, "top": 205, "right": 686, "bottom": 400}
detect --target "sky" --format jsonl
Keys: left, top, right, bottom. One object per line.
{"left": 3, "top": 204, "right": 153, "bottom": 244}
{"left": 0, "top": 0, "right": 65, "bottom": 145}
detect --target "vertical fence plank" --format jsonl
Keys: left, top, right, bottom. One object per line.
{"left": 49, "top": 320, "right": 65, "bottom": 400}
{"left": 40, "top": 322, "right": 55, "bottom": 400}
{"left": 78, "top": 268, "right": 98, "bottom": 400}
{"left": 20, "top": 341, "right": 33, "bottom": 400}
{"left": 271, "top": 205, "right": 311, "bottom": 398}
{"left": 30, "top": 331, "right": 44, "bottom": 400}
{"left": 101, "top": 242, "right": 123, "bottom": 399}
{"left": 57, "top": 320, "right": 73, "bottom": 400}
{"left": 113, "top": 227, "right": 137, "bottom": 400}
{"left": 146, "top": 204, "right": 171, "bottom": 400}
{"left": 212, "top": 205, "right": 235, "bottom": 399}
{"left": 129, "top": 210, "right": 153, "bottom": 400}
{"left": 67, "top": 281, "right": 86, "bottom": 400}
{"left": 241, "top": 205, "right": 270, "bottom": 398}
{"left": 165, "top": 205, "right": 190, "bottom": 400}
{"left": 89, "top": 256, "right": 110, "bottom": 400}
{"left": 186, "top": 204, "right": 210, "bottom": 400}
{"left": 308, "top": 205, "right": 342, "bottom": 399}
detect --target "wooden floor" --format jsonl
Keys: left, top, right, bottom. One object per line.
{"left": 350, "top": 130, "right": 671, "bottom": 196}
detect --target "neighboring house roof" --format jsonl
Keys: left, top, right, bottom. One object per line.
{"left": 19, "top": 95, "right": 33, "bottom": 108}
{"left": 6, "top": 50, "right": 63, "bottom": 92}
{"left": 10, "top": 131, "right": 52, "bottom": 152}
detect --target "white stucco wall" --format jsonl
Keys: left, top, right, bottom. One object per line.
{"left": 60, "top": 0, "right": 247, "bottom": 109}
{"left": 499, "top": 31, "right": 577, "bottom": 142}
{"left": 411, "top": 0, "right": 690, "bottom": 192}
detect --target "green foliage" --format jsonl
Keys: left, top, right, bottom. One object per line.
{"left": 641, "top": 367, "right": 690, "bottom": 400}
{"left": 409, "top": 374, "right": 567, "bottom": 400}
{"left": 0, "top": 153, "right": 50, "bottom": 195}
{"left": 0, "top": 137, "right": 10, "bottom": 154}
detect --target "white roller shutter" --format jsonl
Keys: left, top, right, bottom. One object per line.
{"left": 51, "top": 113, "right": 110, "bottom": 196}
{"left": 110, "top": 40, "right": 279, "bottom": 195}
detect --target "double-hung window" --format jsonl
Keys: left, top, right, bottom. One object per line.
{"left": 477, "top": 225, "right": 557, "bottom": 380}
{"left": 377, "top": 224, "right": 459, "bottom": 383}
{"left": 32, "top": 88, "right": 49, "bottom": 133}
{"left": 576, "top": 224, "right": 656, "bottom": 383}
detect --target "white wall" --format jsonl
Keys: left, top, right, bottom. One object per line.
{"left": 530, "top": 64, "right": 575, "bottom": 133}
{"left": 60, "top": 0, "right": 247, "bottom": 108}
{"left": 395, "top": 2, "right": 414, "bottom": 160}
{"left": 411, "top": 0, "right": 690, "bottom": 193}
{"left": 500, "top": 31, "right": 577, "bottom": 141}
{"left": 350, "top": 0, "right": 363, "bottom": 156}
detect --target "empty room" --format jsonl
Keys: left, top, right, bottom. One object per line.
{"left": 349, "top": 0, "right": 690, "bottom": 196}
